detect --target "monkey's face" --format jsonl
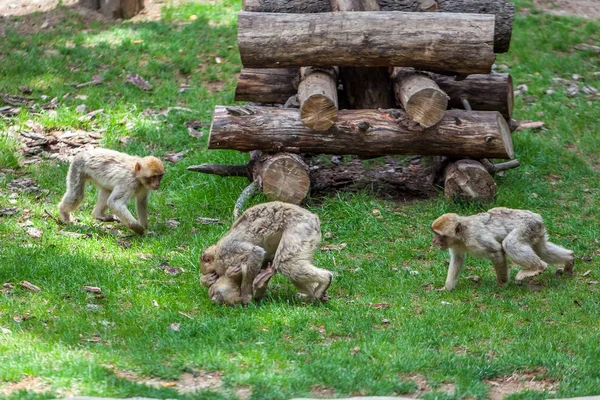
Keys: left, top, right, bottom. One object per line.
{"left": 432, "top": 232, "right": 448, "bottom": 250}
{"left": 142, "top": 174, "right": 163, "bottom": 190}
{"left": 208, "top": 276, "right": 242, "bottom": 305}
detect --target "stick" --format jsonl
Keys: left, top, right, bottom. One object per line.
{"left": 44, "top": 209, "right": 64, "bottom": 225}
{"left": 480, "top": 158, "right": 520, "bottom": 174}
{"left": 186, "top": 163, "right": 248, "bottom": 177}
{"left": 21, "top": 281, "right": 41, "bottom": 292}
{"left": 233, "top": 181, "right": 258, "bottom": 219}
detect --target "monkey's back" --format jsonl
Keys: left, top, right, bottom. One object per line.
{"left": 73, "top": 148, "right": 140, "bottom": 190}
{"left": 476, "top": 207, "right": 545, "bottom": 241}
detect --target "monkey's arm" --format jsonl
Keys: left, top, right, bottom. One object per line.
{"left": 200, "top": 272, "right": 219, "bottom": 287}
{"left": 108, "top": 187, "right": 144, "bottom": 234}
{"left": 445, "top": 249, "right": 465, "bottom": 291}
{"left": 136, "top": 192, "right": 149, "bottom": 229}
{"left": 239, "top": 245, "right": 266, "bottom": 305}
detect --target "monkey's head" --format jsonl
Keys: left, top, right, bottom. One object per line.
{"left": 208, "top": 275, "right": 243, "bottom": 306}
{"left": 136, "top": 156, "right": 165, "bottom": 190}
{"left": 200, "top": 244, "right": 217, "bottom": 275}
{"left": 431, "top": 213, "right": 462, "bottom": 250}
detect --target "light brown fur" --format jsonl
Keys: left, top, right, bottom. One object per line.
{"left": 431, "top": 207, "right": 574, "bottom": 290}
{"left": 200, "top": 202, "right": 332, "bottom": 305}
{"left": 58, "top": 148, "right": 164, "bottom": 235}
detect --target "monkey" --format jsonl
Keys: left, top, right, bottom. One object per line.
{"left": 199, "top": 201, "right": 333, "bottom": 305}
{"left": 58, "top": 148, "right": 164, "bottom": 235}
{"left": 431, "top": 207, "right": 574, "bottom": 290}
{"left": 205, "top": 262, "right": 277, "bottom": 305}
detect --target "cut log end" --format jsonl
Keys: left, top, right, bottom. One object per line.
{"left": 406, "top": 88, "right": 449, "bottom": 128}
{"left": 444, "top": 159, "right": 497, "bottom": 203}
{"left": 496, "top": 113, "right": 514, "bottom": 159}
{"left": 261, "top": 154, "right": 310, "bottom": 204}
{"left": 300, "top": 94, "right": 338, "bottom": 131}
{"left": 506, "top": 74, "right": 514, "bottom": 119}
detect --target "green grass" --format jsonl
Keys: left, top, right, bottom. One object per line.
{"left": 1, "top": 1, "right": 599, "bottom": 399}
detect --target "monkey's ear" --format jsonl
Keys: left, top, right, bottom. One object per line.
{"left": 201, "top": 253, "right": 213, "bottom": 263}
{"left": 455, "top": 222, "right": 462, "bottom": 235}
{"left": 135, "top": 162, "right": 142, "bottom": 172}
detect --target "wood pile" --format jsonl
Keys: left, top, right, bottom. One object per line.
{"left": 190, "top": 0, "right": 519, "bottom": 208}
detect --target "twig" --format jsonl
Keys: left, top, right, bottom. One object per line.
{"left": 233, "top": 181, "right": 258, "bottom": 219}
{"left": 44, "top": 209, "right": 64, "bottom": 225}
{"left": 480, "top": 159, "right": 520, "bottom": 175}
{"left": 21, "top": 281, "right": 41, "bottom": 292}
{"left": 187, "top": 163, "right": 249, "bottom": 177}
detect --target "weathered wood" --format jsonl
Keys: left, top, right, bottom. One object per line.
{"left": 435, "top": 73, "right": 513, "bottom": 119}
{"left": 393, "top": 69, "right": 449, "bottom": 127}
{"left": 235, "top": 68, "right": 299, "bottom": 104}
{"left": 187, "top": 164, "right": 249, "bottom": 177}
{"left": 250, "top": 152, "right": 310, "bottom": 204}
{"left": 235, "top": 69, "right": 512, "bottom": 117}
{"left": 209, "top": 106, "right": 514, "bottom": 159}
{"left": 81, "top": 0, "right": 144, "bottom": 18}
{"left": 333, "top": 0, "right": 396, "bottom": 110}
{"left": 480, "top": 158, "right": 520, "bottom": 174}
{"left": 238, "top": 11, "right": 496, "bottom": 75}
{"left": 444, "top": 159, "right": 497, "bottom": 203}
{"left": 298, "top": 67, "right": 338, "bottom": 131}
{"left": 241, "top": 0, "right": 513, "bottom": 53}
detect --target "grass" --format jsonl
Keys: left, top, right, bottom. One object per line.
{"left": 0, "top": 0, "right": 599, "bottom": 399}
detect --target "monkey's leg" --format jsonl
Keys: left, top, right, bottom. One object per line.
{"left": 445, "top": 249, "right": 466, "bottom": 291}
{"left": 93, "top": 189, "right": 118, "bottom": 222}
{"left": 107, "top": 188, "right": 145, "bottom": 234}
{"left": 490, "top": 253, "right": 509, "bottom": 286}
{"left": 58, "top": 159, "right": 87, "bottom": 222}
{"left": 503, "top": 230, "right": 547, "bottom": 284}
{"left": 239, "top": 245, "right": 266, "bottom": 305}
{"left": 537, "top": 241, "right": 575, "bottom": 276}
{"left": 136, "top": 193, "right": 149, "bottom": 229}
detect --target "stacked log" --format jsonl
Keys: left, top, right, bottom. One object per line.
{"left": 298, "top": 67, "right": 339, "bottom": 131}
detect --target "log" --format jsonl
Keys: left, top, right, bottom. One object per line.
{"left": 250, "top": 152, "right": 310, "bottom": 204}
{"left": 80, "top": 0, "right": 144, "bottom": 19}
{"left": 332, "top": 0, "right": 396, "bottom": 110}
{"left": 435, "top": 73, "right": 513, "bottom": 119}
{"left": 209, "top": 106, "right": 514, "bottom": 159}
{"left": 444, "top": 159, "right": 497, "bottom": 203}
{"left": 392, "top": 69, "right": 449, "bottom": 127}
{"left": 235, "top": 68, "right": 299, "bottom": 104}
{"left": 238, "top": 11, "right": 496, "bottom": 75}
{"left": 480, "top": 158, "right": 520, "bottom": 174}
{"left": 186, "top": 164, "right": 249, "bottom": 177}
{"left": 241, "top": 0, "right": 513, "bottom": 53}
{"left": 298, "top": 67, "right": 338, "bottom": 131}
{"left": 234, "top": 69, "right": 512, "bottom": 117}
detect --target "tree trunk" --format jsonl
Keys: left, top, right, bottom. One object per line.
{"left": 434, "top": 73, "right": 513, "bottom": 120}
{"left": 81, "top": 0, "right": 144, "bottom": 18}
{"left": 444, "top": 159, "right": 497, "bottom": 203}
{"left": 240, "top": 0, "right": 513, "bottom": 53}
{"left": 298, "top": 67, "right": 339, "bottom": 131}
{"left": 392, "top": 69, "right": 449, "bottom": 127}
{"left": 209, "top": 106, "right": 514, "bottom": 159}
{"left": 238, "top": 11, "right": 496, "bottom": 75}
{"left": 235, "top": 68, "right": 299, "bottom": 104}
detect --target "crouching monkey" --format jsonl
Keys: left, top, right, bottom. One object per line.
{"left": 431, "top": 207, "right": 574, "bottom": 290}
{"left": 200, "top": 201, "right": 332, "bottom": 305}
{"left": 58, "top": 148, "right": 164, "bottom": 235}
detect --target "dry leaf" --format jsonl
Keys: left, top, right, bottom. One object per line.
{"left": 196, "top": 217, "right": 222, "bottom": 225}
{"left": 320, "top": 243, "right": 347, "bottom": 251}
{"left": 157, "top": 262, "right": 183, "bottom": 275}
{"left": 350, "top": 346, "right": 360, "bottom": 355}
{"left": 574, "top": 44, "right": 600, "bottom": 53}
{"left": 185, "top": 121, "right": 204, "bottom": 138}
{"left": 18, "top": 86, "right": 33, "bottom": 94}
{"left": 515, "top": 121, "right": 545, "bottom": 131}
{"left": 0, "top": 207, "right": 18, "bottom": 216}
{"left": 587, "top": 281, "right": 598, "bottom": 285}
{"left": 82, "top": 286, "right": 102, "bottom": 293}
{"left": 370, "top": 302, "right": 390, "bottom": 309}
{"left": 166, "top": 219, "right": 180, "bottom": 229}
{"left": 170, "top": 323, "right": 181, "bottom": 331}
{"left": 467, "top": 275, "right": 481, "bottom": 283}
{"left": 152, "top": 300, "right": 159, "bottom": 307}
{"left": 126, "top": 74, "right": 153, "bottom": 90}
{"left": 78, "top": 109, "right": 104, "bottom": 122}
{"left": 582, "top": 270, "right": 592, "bottom": 277}
{"left": 164, "top": 150, "right": 190, "bottom": 163}
{"left": 27, "top": 227, "right": 43, "bottom": 239}
{"left": 21, "top": 280, "right": 41, "bottom": 292}
{"left": 75, "top": 74, "right": 103, "bottom": 89}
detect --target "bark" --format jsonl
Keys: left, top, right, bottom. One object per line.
{"left": 235, "top": 68, "right": 300, "bottom": 104}
{"left": 240, "top": 0, "right": 513, "bottom": 52}
{"left": 298, "top": 67, "right": 339, "bottom": 131}
{"left": 330, "top": 0, "right": 380, "bottom": 11}
{"left": 435, "top": 73, "right": 513, "bottom": 119}
{"left": 186, "top": 164, "right": 249, "bottom": 177}
{"left": 250, "top": 152, "right": 311, "bottom": 204}
{"left": 81, "top": 0, "right": 144, "bottom": 18}
{"left": 209, "top": 106, "right": 514, "bottom": 159}
{"left": 238, "top": 11, "right": 496, "bottom": 75}
{"left": 392, "top": 69, "right": 449, "bottom": 127}
{"left": 444, "top": 159, "right": 497, "bottom": 203}
{"left": 235, "top": 69, "right": 512, "bottom": 118}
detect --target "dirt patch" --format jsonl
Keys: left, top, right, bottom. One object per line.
{"left": 113, "top": 368, "right": 223, "bottom": 394}
{"left": 310, "top": 384, "right": 336, "bottom": 398}
{"left": 485, "top": 369, "right": 558, "bottom": 400}
{"left": 533, "top": 0, "right": 600, "bottom": 19}
{"left": 0, "top": 376, "right": 50, "bottom": 396}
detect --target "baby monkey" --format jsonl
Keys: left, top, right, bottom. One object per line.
{"left": 58, "top": 148, "right": 164, "bottom": 235}
{"left": 200, "top": 201, "right": 332, "bottom": 305}
{"left": 431, "top": 207, "right": 574, "bottom": 290}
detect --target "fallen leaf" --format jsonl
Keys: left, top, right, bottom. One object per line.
{"left": 381, "top": 319, "right": 390, "bottom": 324}
{"left": 350, "top": 346, "right": 360, "bottom": 355}
{"left": 582, "top": 256, "right": 593, "bottom": 262}
{"left": 18, "top": 86, "right": 33, "bottom": 94}
{"left": 21, "top": 280, "right": 41, "bottom": 292}
{"left": 320, "top": 243, "right": 347, "bottom": 251}
{"left": 126, "top": 74, "right": 153, "bottom": 90}
{"left": 566, "top": 83, "right": 579, "bottom": 97}
{"left": 0, "top": 207, "right": 18, "bottom": 216}
{"left": 582, "top": 86, "right": 598, "bottom": 95}
{"left": 27, "top": 227, "right": 43, "bottom": 239}
{"left": 152, "top": 300, "right": 159, "bottom": 307}
{"left": 164, "top": 150, "right": 190, "bottom": 163}
{"left": 166, "top": 219, "right": 180, "bottom": 229}
{"left": 441, "top": 301, "right": 452, "bottom": 305}
{"left": 157, "top": 262, "right": 183, "bottom": 275}
{"left": 75, "top": 104, "right": 86, "bottom": 113}
{"left": 372, "top": 209, "right": 381, "bottom": 218}
{"left": 574, "top": 44, "right": 600, "bottom": 53}
{"left": 370, "top": 302, "right": 390, "bottom": 309}
{"left": 119, "top": 136, "right": 133, "bottom": 145}
{"left": 78, "top": 109, "right": 104, "bottom": 122}
{"left": 82, "top": 286, "right": 102, "bottom": 293}
{"left": 185, "top": 121, "right": 204, "bottom": 138}
{"left": 467, "top": 275, "right": 481, "bottom": 283}
{"left": 75, "top": 74, "right": 103, "bottom": 89}
{"left": 170, "top": 323, "right": 181, "bottom": 331}
{"left": 587, "top": 281, "right": 598, "bottom": 285}
{"left": 582, "top": 270, "right": 592, "bottom": 277}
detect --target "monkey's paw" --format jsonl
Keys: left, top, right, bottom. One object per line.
{"left": 96, "top": 215, "right": 120, "bottom": 223}
{"left": 320, "top": 294, "right": 331, "bottom": 302}
{"left": 130, "top": 222, "right": 145, "bottom": 235}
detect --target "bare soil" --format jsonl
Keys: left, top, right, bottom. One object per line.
{"left": 533, "top": 0, "right": 600, "bottom": 19}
